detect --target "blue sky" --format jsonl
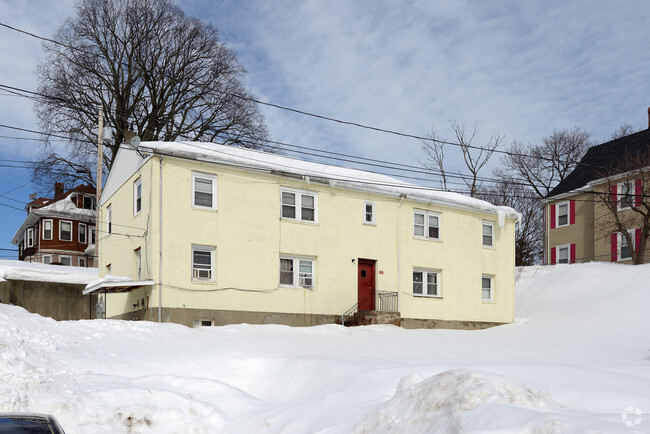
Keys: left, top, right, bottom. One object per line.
{"left": 1, "top": 0, "right": 649, "bottom": 256}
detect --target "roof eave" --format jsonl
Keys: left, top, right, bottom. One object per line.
{"left": 10, "top": 213, "right": 39, "bottom": 245}
{"left": 83, "top": 279, "right": 155, "bottom": 295}
{"left": 140, "top": 145, "right": 519, "bottom": 221}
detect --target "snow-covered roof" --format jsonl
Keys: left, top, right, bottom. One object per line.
{"left": 107, "top": 141, "right": 519, "bottom": 222}
{"left": 11, "top": 193, "right": 96, "bottom": 245}
{"left": 0, "top": 259, "right": 98, "bottom": 285}
{"left": 36, "top": 192, "right": 96, "bottom": 219}
{"left": 83, "top": 276, "right": 155, "bottom": 295}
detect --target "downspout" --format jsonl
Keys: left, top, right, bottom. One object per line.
{"left": 397, "top": 195, "right": 404, "bottom": 313}
{"left": 158, "top": 155, "right": 163, "bottom": 323}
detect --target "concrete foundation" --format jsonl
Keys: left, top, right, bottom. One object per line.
{"left": 111, "top": 306, "right": 504, "bottom": 330}
{"left": 401, "top": 317, "right": 504, "bottom": 330}
{"left": 112, "top": 307, "right": 340, "bottom": 328}
{"left": 0, "top": 279, "right": 99, "bottom": 321}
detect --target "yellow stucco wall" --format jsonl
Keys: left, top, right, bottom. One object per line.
{"left": 100, "top": 154, "right": 516, "bottom": 324}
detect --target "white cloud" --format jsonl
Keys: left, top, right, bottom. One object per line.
{"left": 1, "top": 0, "right": 649, "bottom": 248}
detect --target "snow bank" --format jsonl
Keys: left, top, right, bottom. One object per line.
{"left": 0, "top": 262, "right": 649, "bottom": 433}
{"left": 0, "top": 259, "right": 97, "bottom": 284}
{"left": 354, "top": 369, "right": 558, "bottom": 433}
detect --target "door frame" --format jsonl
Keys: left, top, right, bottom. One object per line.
{"left": 357, "top": 258, "right": 376, "bottom": 311}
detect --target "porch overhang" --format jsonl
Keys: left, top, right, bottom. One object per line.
{"left": 83, "top": 279, "right": 155, "bottom": 295}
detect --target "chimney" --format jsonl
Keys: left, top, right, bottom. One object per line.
{"left": 124, "top": 130, "right": 137, "bottom": 143}
{"left": 54, "top": 182, "right": 65, "bottom": 200}
{"left": 647, "top": 107, "right": 650, "bottom": 129}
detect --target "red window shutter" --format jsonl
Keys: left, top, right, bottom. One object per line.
{"left": 570, "top": 200, "right": 576, "bottom": 225}
{"left": 550, "top": 247, "right": 556, "bottom": 265}
{"left": 570, "top": 243, "right": 576, "bottom": 264}
{"left": 611, "top": 233, "right": 618, "bottom": 262}
{"left": 550, "top": 204, "right": 556, "bottom": 229}
{"left": 635, "top": 227, "right": 641, "bottom": 252}
{"left": 635, "top": 179, "right": 642, "bottom": 207}
{"left": 610, "top": 184, "right": 617, "bottom": 207}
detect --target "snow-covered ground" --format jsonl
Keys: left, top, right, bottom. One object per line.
{"left": 1, "top": 262, "right": 649, "bottom": 433}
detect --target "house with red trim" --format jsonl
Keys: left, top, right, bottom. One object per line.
{"left": 11, "top": 183, "right": 97, "bottom": 267}
{"left": 542, "top": 122, "right": 650, "bottom": 265}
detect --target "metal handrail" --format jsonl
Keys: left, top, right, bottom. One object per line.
{"left": 340, "top": 291, "right": 398, "bottom": 326}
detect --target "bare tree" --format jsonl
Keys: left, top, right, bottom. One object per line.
{"left": 420, "top": 129, "right": 449, "bottom": 191}
{"left": 476, "top": 179, "right": 543, "bottom": 265}
{"left": 33, "top": 0, "right": 270, "bottom": 191}
{"left": 610, "top": 123, "right": 640, "bottom": 140}
{"left": 596, "top": 150, "right": 650, "bottom": 264}
{"left": 421, "top": 119, "right": 503, "bottom": 197}
{"left": 499, "top": 128, "right": 591, "bottom": 198}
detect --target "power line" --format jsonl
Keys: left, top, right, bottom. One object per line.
{"left": 0, "top": 22, "right": 638, "bottom": 201}
{"left": 0, "top": 22, "right": 554, "bottom": 162}
{"left": 0, "top": 134, "right": 67, "bottom": 142}
{"left": 0, "top": 123, "right": 75, "bottom": 141}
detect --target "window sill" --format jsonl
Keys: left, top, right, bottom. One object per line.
{"left": 191, "top": 206, "right": 218, "bottom": 212}
{"left": 413, "top": 294, "right": 442, "bottom": 299}
{"left": 280, "top": 284, "right": 315, "bottom": 290}
{"left": 280, "top": 218, "right": 318, "bottom": 226}
{"left": 413, "top": 236, "right": 441, "bottom": 242}
{"left": 482, "top": 299, "right": 495, "bottom": 304}
{"left": 482, "top": 244, "right": 495, "bottom": 249}
{"left": 362, "top": 221, "right": 376, "bottom": 226}
{"left": 191, "top": 278, "right": 215, "bottom": 284}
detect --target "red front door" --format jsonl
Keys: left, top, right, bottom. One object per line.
{"left": 357, "top": 259, "right": 375, "bottom": 311}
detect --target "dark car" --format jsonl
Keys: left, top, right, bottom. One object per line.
{"left": 0, "top": 414, "right": 65, "bottom": 433}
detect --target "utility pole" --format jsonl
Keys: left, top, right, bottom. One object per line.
{"left": 96, "top": 106, "right": 103, "bottom": 266}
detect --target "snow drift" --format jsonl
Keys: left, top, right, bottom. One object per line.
{"left": 0, "top": 263, "right": 649, "bottom": 433}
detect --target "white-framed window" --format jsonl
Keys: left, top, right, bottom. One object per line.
{"left": 42, "top": 255, "right": 52, "bottom": 264}
{"left": 412, "top": 269, "right": 440, "bottom": 297}
{"left": 60, "top": 221, "right": 72, "bottom": 241}
{"left": 192, "top": 172, "right": 217, "bottom": 210}
{"left": 90, "top": 227, "right": 96, "bottom": 245}
{"left": 135, "top": 248, "right": 142, "bottom": 280}
{"left": 482, "top": 275, "right": 493, "bottom": 302}
{"left": 281, "top": 188, "right": 318, "bottom": 223}
{"left": 26, "top": 227, "right": 34, "bottom": 247}
{"left": 618, "top": 180, "right": 635, "bottom": 210}
{"left": 363, "top": 201, "right": 375, "bottom": 225}
{"left": 413, "top": 210, "right": 440, "bottom": 240}
{"left": 107, "top": 205, "right": 112, "bottom": 235}
{"left": 279, "top": 256, "right": 314, "bottom": 288}
{"left": 42, "top": 219, "right": 53, "bottom": 240}
{"left": 133, "top": 177, "right": 142, "bottom": 215}
{"left": 619, "top": 230, "right": 634, "bottom": 261}
{"left": 193, "top": 319, "right": 214, "bottom": 328}
{"left": 192, "top": 245, "right": 215, "bottom": 281}
{"left": 482, "top": 221, "right": 494, "bottom": 247}
{"left": 59, "top": 256, "right": 72, "bottom": 266}
{"left": 79, "top": 223, "right": 87, "bottom": 244}
{"left": 556, "top": 201, "right": 569, "bottom": 227}
{"left": 557, "top": 244, "right": 570, "bottom": 264}
{"left": 78, "top": 257, "right": 86, "bottom": 268}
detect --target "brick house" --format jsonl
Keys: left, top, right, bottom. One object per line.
{"left": 12, "top": 183, "right": 97, "bottom": 267}
{"left": 542, "top": 122, "right": 650, "bottom": 265}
